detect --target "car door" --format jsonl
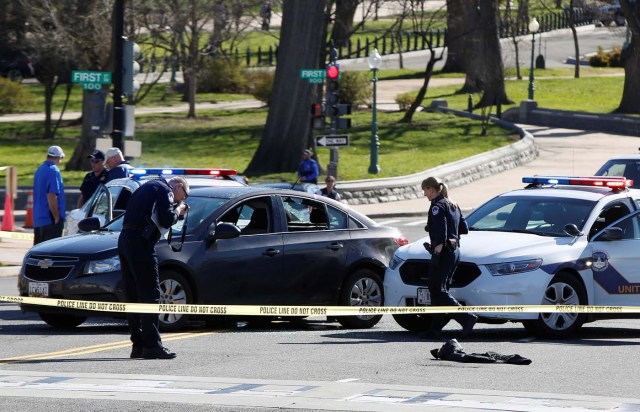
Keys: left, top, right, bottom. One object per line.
{"left": 189, "top": 195, "right": 285, "bottom": 305}
{"left": 279, "top": 195, "right": 350, "bottom": 305}
{"left": 589, "top": 209, "right": 640, "bottom": 306}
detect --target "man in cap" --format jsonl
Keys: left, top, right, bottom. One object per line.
{"left": 76, "top": 149, "right": 108, "bottom": 208}
{"left": 104, "top": 147, "right": 133, "bottom": 182}
{"left": 33, "top": 145, "right": 66, "bottom": 245}
{"left": 297, "top": 149, "right": 319, "bottom": 184}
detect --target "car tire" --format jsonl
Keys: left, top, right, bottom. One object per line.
{"left": 7, "top": 69, "right": 23, "bottom": 82}
{"left": 39, "top": 313, "right": 86, "bottom": 329}
{"left": 522, "top": 271, "right": 586, "bottom": 339}
{"left": 336, "top": 269, "right": 384, "bottom": 329}
{"left": 392, "top": 314, "right": 432, "bottom": 332}
{"left": 158, "top": 270, "right": 193, "bottom": 331}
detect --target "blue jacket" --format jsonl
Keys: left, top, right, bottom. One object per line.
{"left": 33, "top": 160, "right": 66, "bottom": 227}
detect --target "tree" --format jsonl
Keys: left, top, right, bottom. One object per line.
{"left": 245, "top": 0, "right": 326, "bottom": 176}
{"left": 330, "top": 0, "right": 360, "bottom": 48}
{"left": 616, "top": 0, "right": 640, "bottom": 114}
{"left": 441, "top": 0, "right": 466, "bottom": 72}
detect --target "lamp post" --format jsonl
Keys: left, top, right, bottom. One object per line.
{"left": 367, "top": 48, "right": 381, "bottom": 174}
{"left": 528, "top": 17, "right": 540, "bottom": 101}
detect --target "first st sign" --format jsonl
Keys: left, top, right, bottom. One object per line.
{"left": 71, "top": 70, "right": 112, "bottom": 90}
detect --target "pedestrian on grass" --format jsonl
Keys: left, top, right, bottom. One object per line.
{"left": 421, "top": 176, "right": 476, "bottom": 339}
{"left": 119, "top": 176, "right": 189, "bottom": 360}
{"left": 298, "top": 149, "right": 319, "bottom": 184}
{"left": 33, "top": 146, "right": 66, "bottom": 245}
{"left": 76, "top": 150, "right": 107, "bottom": 208}
{"left": 318, "top": 175, "right": 341, "bottom": 201}
{"left": 104, "top": 147, "right": 133, "bottom": 182}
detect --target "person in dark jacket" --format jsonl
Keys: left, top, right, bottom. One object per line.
{"left": 76, "top": 150, "right": 107, "bottom": 208}
{"left": 317, "top": 175, "right": 341, "bottom": 201}
{"left": 421, "top": 176, "right": 476, "bottom": 339}
{"left": 119, "top": 176, "right": 189, "bottom": 359}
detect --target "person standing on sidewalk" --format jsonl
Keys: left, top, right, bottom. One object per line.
{"left": 421, "top": 176, "right": 476, "bottom": 339}
{"left": 104, "top": 147, "right": 133, "bottom": 182}
{"left": 76, "top": 150, "right": 107, "bottom": 208}
{"left": 298, "top": 149, "right": 319, "bottom": 184}
{"left": 119, "top": 176, "right": 189, "bottom": 360}
{"left": 317, "top": 175, "right": 341, "bottom": 201}
{"left": 33, "top": 146, "right": 66, "bottom": 245}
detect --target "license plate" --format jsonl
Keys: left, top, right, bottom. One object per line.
{"left": 417, "top": 288, "right": 431, "bottom": 305}
{"left": 29, "top": 282, "right": 49, "bottom": 297}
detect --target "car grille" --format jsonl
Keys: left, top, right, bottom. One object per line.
{"left": 399, "top": 260, "right": 481, "bottom": 288}
{"left": 23, "top": 254, "right": 80, "bottom": 282}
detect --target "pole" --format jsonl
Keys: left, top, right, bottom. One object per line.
{"left": 112, "top": 0, "right": 125, "bottom": 150}
{"left": 528, "top": 31, "right": 535, "bottom": 100}
{"left": 368, "top": 68, "right": 380, "bottom": 174}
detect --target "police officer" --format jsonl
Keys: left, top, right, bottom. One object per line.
{"left": 76, "top": 150, "right": 107, "bottom": 208}
{"left": 421, "top": 176, "right": 476, "bottom": 339}
{"left": 119, "top": 176, "right": 189, "bottom": 359}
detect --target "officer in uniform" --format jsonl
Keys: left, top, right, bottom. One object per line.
{"left": 76, "top": 150, "right": 107, "bottom": 208}
{"left": 421, "top": 176, "right": 476, "bottom": 339}
{"left": 119, "top": 176, "right": 189, "bottom": 359}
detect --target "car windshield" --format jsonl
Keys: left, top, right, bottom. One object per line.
{"left": 104, "top": 196, "right": 228, "bottom": 235}
{"left": 595, "top": 159, "right": 640, "bottom": 189}
{"left": 466, "top": 195, "right": 595, "bottom": 237}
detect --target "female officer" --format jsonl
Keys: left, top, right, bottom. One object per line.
{"left": 421, "top": 177, "right": 476, "bottom": 339}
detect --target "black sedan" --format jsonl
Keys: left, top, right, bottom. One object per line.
{"left": 18, "top": 186, "right": 408, "bottom": 330}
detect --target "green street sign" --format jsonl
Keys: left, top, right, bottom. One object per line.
{"left": 300, "top": 69, "right": 325, "bottom": 84}
{"left": 71, "top": 70, "right": 112, "bottom": 90}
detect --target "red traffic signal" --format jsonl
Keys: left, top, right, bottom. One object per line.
{"left": 310, "top": 103, "right": 324, "bottom": 118}
{"left": 326, "top": 65, "right": 339, "bottom": 80}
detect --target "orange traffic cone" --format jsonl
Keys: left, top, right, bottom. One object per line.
{"left": 23, "top": 190, "right": 33, "bottom": 229}
{"left": 1, "top": 193, "right": 14, "bottom": 231}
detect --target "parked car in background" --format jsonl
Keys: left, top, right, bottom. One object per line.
{"left": 64, "top": 168, "right": 245, "bottom": 236}
{"left": 595, "top": 153, "right": 640, "bottom": 189}
{"left": 20, "top": 186, "right": 408, "bottom": 331}
{"left": 0, "top": 49, "right": 36, "bottom": 82}
{"left": 256, "top": 181, "right": 321, "bottom": 194}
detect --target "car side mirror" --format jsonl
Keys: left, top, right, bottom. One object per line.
{"left": 599, "top": 227, "right": 624, "bottom": 241}
{"left": 208, "top": 222, "right": 241, "bottom": 241}
{"left": 563, "top": 224, "right": 583, "bottom": 237}
{"left": 78, "top": 217, "right": 101, "bottom": 233}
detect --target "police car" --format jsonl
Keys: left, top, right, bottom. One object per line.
{"left": 384, "top": 176, "right": 640, "bottom": 339}
{"left": 64, "top": 168, "right": 244, "bottom": 235}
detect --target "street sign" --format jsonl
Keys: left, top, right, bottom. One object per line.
{"left": 71, "top": 70, "right": 112, "bottom": 90}
{"left": 300, "top": 69, "right": 325, "bottom": 84}
{"left": 316, "top": 135, "right": 349, "bottom": 147}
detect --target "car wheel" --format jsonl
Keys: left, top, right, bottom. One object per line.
{"left": 392, "top": 314, "right": 431, "bottom": 332}
{"left": 522, "top": 271, "right": 586, "bottom": 339}
{"left": 158, "top": 270, "right": 193, "bottom": 331}
{"left": 38, "top": 313, "right": 86, "bottom": 329}
{"left": 7, "top": 69, "right": 23, "bottom": 82}
{"left": 336, "top": 269, "right": 384, "bottom": 329}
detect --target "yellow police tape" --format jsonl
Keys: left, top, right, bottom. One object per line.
{"left": 0, "top": 231, "right": 34, "bottom": 241}
{"left": 0, "top": 294, "right": 636, "bottom": 316}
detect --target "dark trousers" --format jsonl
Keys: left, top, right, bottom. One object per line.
{"left": 34, "top": 220, "right": 64, "bottom": 245}
{"left": 427, "top": 249, "right": 473, "bottom": 331}
{"left": 118, "top": 230, "right": 163, "bottom": 349}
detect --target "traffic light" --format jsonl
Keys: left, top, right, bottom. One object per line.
{"left": 123, "top": 40, "right": 141, "bottom": 97}
{"left": 310, "top": 102, "right": 325, "bottom": 130}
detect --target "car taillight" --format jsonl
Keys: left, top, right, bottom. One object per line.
{"left": 395, "top": 236, "right": 409, "bottom": 246}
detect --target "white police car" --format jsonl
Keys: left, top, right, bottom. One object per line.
{"left": 64, "top": 168, "right": 244, "bottom": 235}
{"left": 384, "top": 176, "right": 640, "bottom": 338}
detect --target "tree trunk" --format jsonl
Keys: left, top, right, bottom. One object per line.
{"left": 616, "top": 0, "right": 640, "bottom": 114}
{"left": 245, "top": 0, "right": 326, "bottom": 176}
{"left": 43, "top": 81, "right": 55, "bottom": 139}
{"left": 331, "top": 0, "right": 359, "bottom": 48}
{"left": 66, "top": 89, "right": 109, "bottom": 171}
{"left": 442, "top": 0, "right": 466, "bottom": 73}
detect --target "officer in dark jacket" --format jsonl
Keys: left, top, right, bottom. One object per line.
{"left": 421, "top": 176, "right": 476, "bottom": 339}
{"left": 76, "top": 150, "right": 107, "bottom": 208}
{"left": 119, "top": 176, "right": 189, "bottom": 359}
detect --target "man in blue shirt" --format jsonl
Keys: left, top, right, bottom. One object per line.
{"left": 298, "top": 149, "right": 319, "bottom": 184}
{"left": 33, "top": 145, "right": 66, "bottom": 245}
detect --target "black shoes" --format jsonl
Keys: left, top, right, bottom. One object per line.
{"left": 458, "top": 314, "right": 478, "bottom": 338}
{"left": 141, "top": 346, "right": 177, "bottom": 360}
{"left": 130, "top": 345, "right": 143, "bottom": 359}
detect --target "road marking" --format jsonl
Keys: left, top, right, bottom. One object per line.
{"left": 405, "top": 219, "right": 428, "bottom": 226}
{"left": 375, "top": 219, "right": 401, "bottom": 226}
{"left": 0, "top": 330, "right": 219, "bottom": 365}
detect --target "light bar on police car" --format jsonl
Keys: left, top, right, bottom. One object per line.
{"left": 522, "top": 176, "right": 633, "bottom": 189}
{"left": 130, "top": 168, "right": 237, "bottom": 178}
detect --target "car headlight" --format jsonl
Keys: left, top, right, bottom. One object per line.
{"left": 84, "top": 256, "right": 121, "bottom": 275}
{"left": 486, "top": 259, "right": 542, "bottom": 276}
{"left": 389, "top": 254, "right": 405, "bottom": 270}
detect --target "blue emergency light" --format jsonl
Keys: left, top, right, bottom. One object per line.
{"left": 130, "top": 168, "right": 237, "bottom": 179}
{"left": 522, "top": 176, "right": 633, "bottom": 189}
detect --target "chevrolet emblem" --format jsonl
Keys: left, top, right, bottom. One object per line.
{"left": 37, "top": 259, "right": 54, "bottom": 269}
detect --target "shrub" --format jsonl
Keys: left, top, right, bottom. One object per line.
{"left": 607, "top": 47, "right": 623, "bottom": 67}
{"left": 589, "top": 47, "right": 609, "bottom": 67}
{"left": 395, "top": 91, "right": 418, "bottom": 111}
{"left": 197, "top": 58, "right": 248, "bottom": 93}
{"left": 246, "top": 69, "right": 274, "bottom": 105}
{"left": 0, "top": 77, "right": 33, "bottom": 114}
{"left": 339, "top": 71, "right": 372, "bottom": 107}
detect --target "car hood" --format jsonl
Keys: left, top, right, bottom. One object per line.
{"left": 398, "top": 231, "right": 576, "bottom": 264}
{"left": 28, "top": 231, "right": 120, "bottom": 258}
